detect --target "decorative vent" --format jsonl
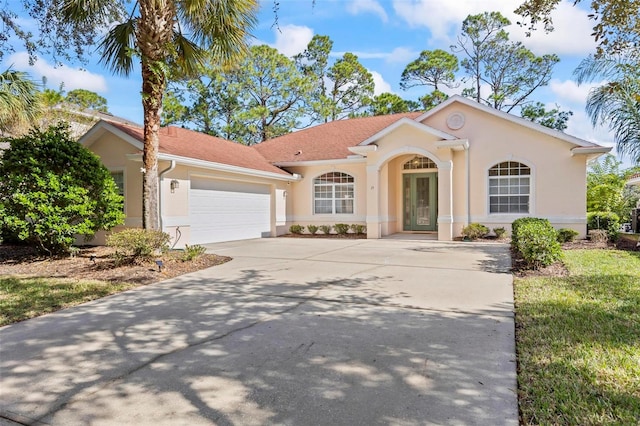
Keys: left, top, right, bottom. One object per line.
{"left": 446, "top": 112, "right": 465, "bottom": 130}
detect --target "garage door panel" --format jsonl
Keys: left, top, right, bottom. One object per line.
{"left": 189, "top": 179, "right": 271, "bottom": 244}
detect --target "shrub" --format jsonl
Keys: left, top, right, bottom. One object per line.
{"left": 556, "top": 228, "right": 579, "bottom": 243}
{"left": 588, "top": 229, "right": 608, "bottom": 243}
{"left": 182, "top": 244, "right": 206, "bottom": 261}
{"left": 0, "top": 124, "right": 125, "bottom": 254}
{"left": 319, "top": 225, "right": 332, "bottom": 235}
{"left": 512, "top": 219, "right": 561, "bottom": 269}
{"left": 511, "top": 217, "right": 552, "bottom": 248}
{"left": 107, "top": 229, "right": 170, "bottom": 264}
{"left": 333, "top": 223, "right": 350, "bottom": 235}
{"left": 586, "top": 211, "right": 620, "bottom": 240}
{"left": 289, "top": 224, "right": 304, "bottom": 234}
{"left": 461, "top": 223, "right": 489, "bottom": 240}
{"left": 307, "top": 225, "right": 319, "bottom": 235}
{"left": 493, "top": 227, "right": 507, "bottom": 239}
{"left": 351, "top": 224, "right": 367, "bottom": 234}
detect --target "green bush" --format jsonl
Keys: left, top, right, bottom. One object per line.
{"left": 512, "top": 218, "right": 562, "bottom": 269}
{"left": 334, "top": 223, "right": 350, "bottom": 235}
{"left": 586, "top": 211, "right": 620, "bottom": 240}
{"left": 556, "top": 228, "right": 579, "bottom": 243}
{"left": 461, "top": 223, "right": 489, "bottom": 240}
{"left": 182, "top": 244, "right": 206, "bottom": 261}
{"left": 0, "top": 124, "right": 125, "bottom": 254}
{"left": 319, "top": 225, "right": 332, "bottom": 235}
{"left": 493, "top": 227, "right": 507, "bottom": 239}
{"left": 511, "top": 217, "right": 552, "bottom": 248}
{"left": 107, "top": 229, "right": 170, "bottom": 264}
{"left": 289, "top": 224, "right": 304, "bottom": 234}
{"left": 307, "top": 225, "right": 319, "bottom": 235}
{"left": 351, "top": 224, "right": 366, "bottom": 234}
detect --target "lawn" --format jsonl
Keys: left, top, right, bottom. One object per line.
{"left": 515, "top": 249, "right": 640, "bottom": 425}
{"left": 0, "top": 276, "right": 138, "bottom": 326}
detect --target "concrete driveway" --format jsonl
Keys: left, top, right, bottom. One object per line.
{"left": 0, "top": 238, "right": 516, "bottom": 425}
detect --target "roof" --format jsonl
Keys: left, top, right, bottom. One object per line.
{"left": 419, "top": 95, "right": 604, "bottom": 149}
{"left": 87, "top": 121, "right": 290, "bottom": 176}
{"left": 254, "top": 112, "right": 422, "bottom": 163}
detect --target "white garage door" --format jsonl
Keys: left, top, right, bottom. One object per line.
{"left": 189, "top": 177, "right": 271, "bottom": 244}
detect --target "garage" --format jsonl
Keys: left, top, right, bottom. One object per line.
{"left": 189, "top": 177, "right": 271, "bottom": 244}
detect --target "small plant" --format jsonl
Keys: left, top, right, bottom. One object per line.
{"left": 461, "top": 223, "right": 489, "bottom": 240}
{"left": 588, "top": 229, "right": 608, "bottom": 243}
{"left": 511, "top": 218, "right": 561, "bottom": 269}
{"left": 106, "top": 229, "right": 171, "bottom": 264}
{"left": 307, "top": 225, "right": 319, "bottom": 235}
{"left": 493, "top": 227, "right": 507, "bottom": 239}
{"left": 351, "top": 224, "right": 367, "bottom": 234}
{"left": 334, "top": 223, "right": 350, "bottom": 235}
{"left": 289, "top": 224, "right": 304, "bottom": 234}
{"left": 556, "top": 228, "right": 579, "bottom": 243}
{"left": 182, "top": 244, "right": 206, "bottom": 261}
{"left": 319, "top": 225, "right": 332, "bottom": 235}
{"left": 587, "top": 211, "right": 620, "bottom": 241}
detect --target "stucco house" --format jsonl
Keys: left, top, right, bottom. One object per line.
{"left": 81, "top": 95, "right": 610, "bottom": 247}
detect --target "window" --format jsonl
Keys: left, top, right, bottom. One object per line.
{"left": 314, "top": 172, "right": 354, "bottom": 214}
{"left": 111, "top": 171, "right": 125, "bottom": 210}
{"left": 403, "top": 156, "right": 437, "bottom": 170}
{"left": 488, "top": 162, "right": 530, "bottom": 214}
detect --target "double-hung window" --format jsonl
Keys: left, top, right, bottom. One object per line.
{"left": 488, "top": 162, "right": 530, "bottom": 214}
{"left": 314, "top": 172, "right": 354, "bottom": 214}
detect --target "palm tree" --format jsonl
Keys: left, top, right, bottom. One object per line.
{"left": 61, "top": 0, "right": 258, "bottom": 229}
{"left": 574, "top": 55, "right": 640, "bottom": 164}
{"left": 0, "top": 68, "right": 40, "bottom": 134}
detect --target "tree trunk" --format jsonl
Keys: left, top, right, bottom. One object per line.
{"left": 137, "top": 0, "right": 174, "bottom": 230}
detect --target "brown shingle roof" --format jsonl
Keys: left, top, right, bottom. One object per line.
{"left": 253, "top": 112, "right": 422, "bottom": 163}
{"left": 107, "top": 122, "right": 290, "bottom": 176}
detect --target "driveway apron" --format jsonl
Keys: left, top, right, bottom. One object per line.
{"left": 0, "top": 238, "right": 517, "bottom": 426}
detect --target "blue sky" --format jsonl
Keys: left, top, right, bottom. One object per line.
{"left": 3, "top": 0, "right": 627, "bottom": 163}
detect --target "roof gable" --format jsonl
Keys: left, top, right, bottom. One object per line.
{"left": 82, "top": 120, "right": 291, "bottom": 177}
{"left": 358, "top": 117, "right": 457, "bottom": 146}
{"left": 417, "top": 95, "right": 603, "bottom": 149}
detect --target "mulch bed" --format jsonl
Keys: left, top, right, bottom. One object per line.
{"left": 280, "top": 233, "right": 366, "bottom": 239}
{"left": 0, "top": 245, "right": 230, "bottom": 285}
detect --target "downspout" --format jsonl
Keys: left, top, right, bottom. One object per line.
{"left": 158, "top": 160, "right": 176, "bottom": 232}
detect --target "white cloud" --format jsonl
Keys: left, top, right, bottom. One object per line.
{"left": 370, "top": 70, "right": 392, "bottom": 95}
{"left": 271, "top": 24, "right": 314, "bottom": 57}
{"left": 549, "top": 78, "right": 604, "bottom": 105}
{"left": 347, "top": 0, "right": 388, "bottom": 23}
{"left": 6, "top": 52, "right": 107, "bottom": 92}
{"left": 331, "top": 47, "right": 416, "bottom": 63}
{"left": 392, "top": 0, "right": 596, "bottom": 55}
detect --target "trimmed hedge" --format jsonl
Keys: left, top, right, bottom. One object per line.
{"left": 556, "top": 228, "right": 579, "bottom": 243}
{"left": 461, "top": 223, "right": 489, "bottom": 240}
{"left": 512, "top": 217, "right": 562, "bottom": 269}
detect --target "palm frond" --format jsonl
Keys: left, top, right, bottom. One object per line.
{"left": 171, "top": 31, "right": 206, "bottom": 77}
{"left": 0, "top": 68, "right": 40, "bottom": 132}
{"left": 98, "top": 20, "right": 137, "bottom": 76}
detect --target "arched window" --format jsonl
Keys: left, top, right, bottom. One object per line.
{"left": 314, "top": 172, "right": 354, "bottom": 214}
{"left": 488, "top": 161, "right": 530, "bottom": 213}
{"left": 403, "top": 156, "right": 438, "bottom": 170}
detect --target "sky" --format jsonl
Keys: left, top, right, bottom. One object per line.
{"left": 2, "top": 0, "right": 631, "bottom": 165}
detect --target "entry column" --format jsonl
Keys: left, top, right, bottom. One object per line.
{"left": 366, "top": 164, "right": 381, "bottom": 239}
{"left": 437, "top": 161, "right": 453, "bottom": 241}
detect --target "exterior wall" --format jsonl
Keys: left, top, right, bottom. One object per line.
{"left": 282, "top": 162, "right": 367, "bottom": 233}
{"left": 86, "top": 133, "right": 142, "bottom": 245}
{"left": 421, "top": 103, "right": 590, "bottom": 238}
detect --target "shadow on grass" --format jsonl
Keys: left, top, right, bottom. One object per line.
{"left": 516, "top": 270, "right": 640, "bottom": 424}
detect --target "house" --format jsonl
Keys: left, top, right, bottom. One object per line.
{"left": 80, "top": 95, "right": 611, "bottom": 247}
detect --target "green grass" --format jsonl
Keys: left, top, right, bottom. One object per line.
{"left": 515, "top": 249, "right": 640, "bottom": 425}
{"left": 0, "top": 276, "right": 137, "bottom": 326}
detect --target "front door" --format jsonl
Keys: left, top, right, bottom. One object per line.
{"left": 403, "top": 173, "right": 437, "bottom": 231}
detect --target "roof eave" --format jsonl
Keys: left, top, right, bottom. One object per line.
{"left": 273, "top": 157, "right": 367, "bottom": 167}
{"left": 126, "top": 152, "right": 299, "bottom": 181}
{"left": 80, "top": 120, "right": 144, "bottom": 150}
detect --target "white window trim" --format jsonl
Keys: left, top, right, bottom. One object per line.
{"left": 312, "top": 171, "right": 356, "bottom": 216}
{"left": 486, "top": 160, "right": 535, "bottom": 216}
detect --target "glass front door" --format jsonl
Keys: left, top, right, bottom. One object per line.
{"left": 403, "top": 173, "right": 437, "bottom": 231}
